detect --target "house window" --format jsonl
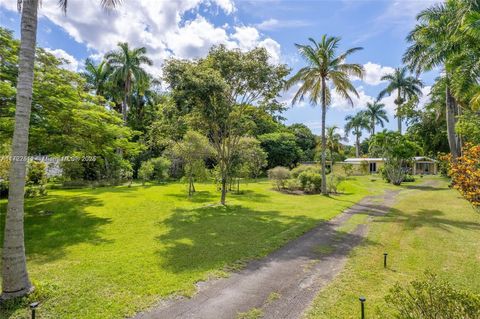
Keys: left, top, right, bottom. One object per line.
{"left": 369, "top": 162, "right": 377, "bottom": 173}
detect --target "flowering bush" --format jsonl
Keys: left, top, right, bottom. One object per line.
{"left": 445, "top": 144, "right": 480, "bottom": 207}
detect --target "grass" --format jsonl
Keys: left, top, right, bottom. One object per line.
{"left": 0, "top": 176, "right": 397, "bottom": 319}
{"left": 306, "top": 177, "right": 480, "bottom": 318}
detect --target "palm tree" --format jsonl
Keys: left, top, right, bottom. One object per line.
{"left": 345, "top": 112, "right": 370, "bottom": 157}
{"left": 377, "top": 67, "right": 423, "bottom": 134}
{"left": 105, "top": 43, "right": 153, "bottom": 124}
{"left": 286, "top": 35, "right": 364, "bottom": 194}
{"left": 3, "top": 0, "right": 121, "bottom": 300}
{"left": 363, "top": 101, "right": 388, "bottom": 135}
{"left": 325, "top": 126, "right": 343, "bottom": 171}
{"left": 82, "top": 58, "right": 110, "bottom": 96}
{"left": 403, "top": 1, "right": 469, "bottom": 160}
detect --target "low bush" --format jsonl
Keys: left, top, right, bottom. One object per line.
{"left": 291, "top": 164, "right": 322, "bottom": 178}
{"left": 327, "top": 175, "right": 344, "bottom": 194}
{"left": 385, "top": 271, "right": 480, "bottom": 319}
{"left": 403, "top": 174, "right": 415, "bottom": 182}
{"left": 284, "top": 178, "right": 301, "bottom": 191}
{"left": 342, "top": 163, "right": 354, "bottom": 177}
{"left": 298, "top": 171, "right": 322, "bottom": 193}
{"left": 267, "top": 166, "right": 290, "bottom": 190}
{"left": 138, "top": 157, "right": 171, "bottom": 184}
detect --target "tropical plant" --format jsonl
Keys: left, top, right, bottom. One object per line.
{"left": 403, "top": 0, "right": 470, "bottom": 159}
{"left": 378, "top": 67, "right": 423, "bottom": 134}
{"left": 344, "top": 112, "right": 370, "bottom": 157}
{"left": 325, "top": 126, "right": 343, "bottom": 171}
{"left": 363, "top": 101, "right": 388, "bottom": 135}
{"left": 105, "top": 42, "right": 153, "bottom": 123}
{"left": 3, "top": 0, "right": 121, "bottom": 300}
{"left": 386, "top": 271, "right": 480, "bottom": 319}
{"left": 82, "top": 58, "right": 110, "bottom": 96}
{"left": 286, "top": 35, "right": 364, "bottom": 194}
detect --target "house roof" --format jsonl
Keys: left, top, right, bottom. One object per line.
{"left": 343, "top": 156, "right": 437, "bottom": 163}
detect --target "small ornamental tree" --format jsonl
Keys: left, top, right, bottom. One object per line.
{"left": 268, "top": 166, "right": 291, "bottom": 190}
{"left": 171, "top": 130, "right": 213, "bottom": 197}
{"left": 370, "top": 131, "right": 420, "bottom": 185}
{"left": 445, "top": 143, "right": 480, "bottom": 207}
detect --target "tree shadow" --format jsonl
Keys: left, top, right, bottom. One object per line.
{"left": 0, "top": 194, "right": 112, "bottom": 262}
{"left": 155, "top": 205, "right": 317, "bottom": 274}
{"left": 405, "top": 184, "right": 446, "bottom": 192}
{"left": 165, "top": 191, "right": 215, "bottom": 204}
{"left": 374, "top": 208, "right": 480, "bottom": 232}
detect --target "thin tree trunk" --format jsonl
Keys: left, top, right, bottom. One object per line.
{"left": 355, "top": 134, "right": 360, "bottom": 157}
{"left": 320, "top": 77, "right": 327, "bottom": 194}
{"left": 2, "top": 0, "right": 38, "bottom": 299}
{"left": 220, "top": 175, "right": 227, "bottom": 205}
{"left": 371, "top": 118, "right": 375, "bottom": 136}
{"left": 396, "top": 89, "right": 402, "bottom": 134}
{"left": 446, "top": 84, "right": 459, "bottom": 161}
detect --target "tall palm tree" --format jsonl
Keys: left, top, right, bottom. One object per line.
{"left": 286, "top": 35, "right": 364, "bottom": 194}
{"left": 377, "top": 67, "right": 423, "bottom": 134}
{"left": 82, "top": 58, "right": 110, "bottom": 96}
{"left": 345, "top": 112, "right": 370, "bottom": 157}
{"left": 325, "top": 126, "right": 343, "bottom": 171}
{"left": 363, "top": 101, "right": 388, "bottom": 135}
{"left": 105, "top": 43, "right": 152, "bottom": 124}
{"left": 3, "top": 0, "right": 121, "bottom": 300}
{"left": 403, "top": 1, "right": 463, "bottom": 159}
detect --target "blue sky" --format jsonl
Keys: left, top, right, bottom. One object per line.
{"left": 0, "top": 0, "right": 439, "bottom": 143}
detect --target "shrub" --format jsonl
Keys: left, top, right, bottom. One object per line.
{"left": 267, "top": 166, "right": 291, "bottom": 190}
{"left": 385, "top": 271, "right": 480, "bottom": 319}
{"left": 445, "top": 144, "right": 480, "bottom": 207}
{"left": 327, "top": 175, "right": 344, "bottom": 194}
{"left": 403, "top": 174, "right": 415, "bottom": 182}
{"left": 342, "top": 163, "right": 354, "bottom": 177}
{"left": 291, "top": 165, "right": 322, "bottom": 178}
{"left": 27, "top": 161, "right": 47, "bottom": 185}
{"left": 138, "top": 157, "right": 171, "bottom": 183}
{"left": 284, "top": 178, "right": 301, "bottom": 191}
{"left": 298, "top": 171, "right": 322, "bottom": 193}
{"left": 138, "top": 161, "right": 154, "bottom": 184}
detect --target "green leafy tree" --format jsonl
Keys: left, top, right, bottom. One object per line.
{"left": 378, "top": 67, "right": 423, "bottom": 134}
{"left": 325, "top": 126, "right": 344, "bottom": 169}
{"left": 105, "top": 42, "right": 153, "bottom": 123}
{"left": 363, "top": 101, "right": 389, "bottom": 135}
{"left": 288, "top": 123, "right": 317, "bottom": 161}
{"left": 236, "top": 137, "right": 268, "bottom": 179}
{"left": 259, "top": 132, "right": 302, "bottom": 168}
{"left": 171, "top": 131, "right": 213, "bottom": 196}
{"left": 345, "top": 112, "right": 370, "bottom": 157}
{"left": 286, "top": 35, "right": 364, "bottom": 194}
{"left": 82, "top": 58, "right": 110, "bottom": 96}
{"left": 163, "top": 45, "right": 289, "bottom": 205}
{"left": 370, "top": 131, "right": 421, "bottom": 185}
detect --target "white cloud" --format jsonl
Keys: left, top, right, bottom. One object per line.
{"left": 361, "top": 62, "right": 395, "bottom": 86}
{"left": 44, "top": 48, "right": 79, "bottom": 72}
{"left": 330, "top": 86, "right": 374, "bottom": 111}
{"left": 1, "top": 0, "right": 281, "bottom": 75}
{"left": 256, "top": 18, "right": 311, "bottom": 31}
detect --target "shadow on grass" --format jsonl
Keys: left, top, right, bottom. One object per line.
{"left": 156, "top": 204, "right": 317, "bottom": 274}
{"left": 165, "top": 191, "right": 214, "bottom": 204}
{"left": 375, "top": 208, "right": 480, "bottom": 232}
{"left": 405, "top": 184, "right": 447, "bottom": 192}
{"left": 0, "top": 195, "right": 112, "bottom": 263}
{"left": 155, "top": 202, "right": 380, "bottom": 277}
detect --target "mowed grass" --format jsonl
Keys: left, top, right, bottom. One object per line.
{"left": 0, "top": 176, "right": 392, "bottom": 319}
{"left": 307, "top": 177, "right": 480, "bottom": 319}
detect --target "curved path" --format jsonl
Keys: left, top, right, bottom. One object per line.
{"left": 134, "top": 188, "right": 402, "bottom": 319}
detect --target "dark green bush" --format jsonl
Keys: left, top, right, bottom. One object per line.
{"left": 298, "top": 171, "right": 322, "bottom": 193}
{"left": 385, "top": 271, "right": 480, "bottom": 319}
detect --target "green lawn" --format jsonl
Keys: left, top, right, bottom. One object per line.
{"left": 307, "top": 177, "right": 480, "bottom": 318}
{"left": 0, "top": 176, "right": 393, "bottom": 319}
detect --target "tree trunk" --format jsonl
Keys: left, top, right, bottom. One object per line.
{"left": 355, "top": 134, "right": 360, "bottom": 157}
{"left": 396, "top": 89, "right": 402, "bottom": 134}
{"left": 371, "top": 118, "right": 375, "bottom": 136}
{"left": 446, "top": 85, "right": 459, "bottom": 160}
{"left": 220, "top": 175, "right": 227, "bottom": 205}
{"left": 320, "top": 77, "right": 327, "bottom": 194}
{"left": 2, "top": 0, "right": 38, "bottom": 299}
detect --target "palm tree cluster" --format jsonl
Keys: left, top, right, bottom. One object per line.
{"left": 404, "top": 0, "right": 480, "bottom": 160}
